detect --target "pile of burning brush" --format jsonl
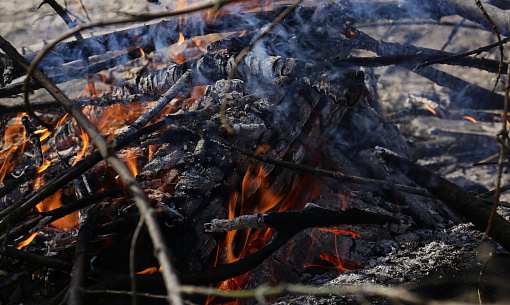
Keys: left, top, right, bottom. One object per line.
{"left": 2, "top": 0, "right": 510, "bottom": 304}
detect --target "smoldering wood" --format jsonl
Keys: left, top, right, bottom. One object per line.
{"left": 14, "top": 6, "right": 289, "bottom": 76}
{"left": 2, "top": 1, "right": 508, "bottom": 303}
{"left": 377, "top": 147, "right": 510, "bottom": 251}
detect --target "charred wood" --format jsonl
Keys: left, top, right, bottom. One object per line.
{"left": 0, "top": 52, "right": 13, "bottom": 86}
{"left": 0, "top": 244, "right": 73, "bottom": 271}
{"left": 181, "top": 207, "right": 397, "bottom": 285}
{"left": 205, "top": 205, "right": 398, "bottom": 233}
{"left": 67, "top": 210, "right": 94, "bottom": 305}
{"left": 377, "top": 147, "right": 510, "bottom": 251}
{"left": 0, "top": 93, "right": 161, "bottom": 114}
{"left": 20, "top": 7, "right": 288, "bottom": 71}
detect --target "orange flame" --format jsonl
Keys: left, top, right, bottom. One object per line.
{"left": 72, "top": 127, "right": 90, "bottom": 166}
{"left": 34, "top": 128, "right": 51, "bottom": 141}
{"left": 463, "top": 116, "right": 477, "bottom": 123}
{"left": 36, "top": 159, "right": 53, "bottom": 173}
{"left": 177, "top": 33, "right": 185, "bottom": 45}
{"left": 0, "top": 114, "right": 27, "bottom": 184}
{"left": 318, "top": 227, "right": 361, "bottom": 238}
{"left": 316, "top": 252, "right": 364, "bottom": 272}
{"left": 16, "top": 232, "right": 38, "bottom": 250}
{"left": 136, "top": 266, "right": 162, "bottom": 275}
{"left": 35, "top": 190, "right": 79, "bottom": 231}
{"left": 425, "top": 104, "right": 437, "bottom": 116}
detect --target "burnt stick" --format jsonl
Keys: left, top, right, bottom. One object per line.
{"left": 377, "top": 147, "right": 510, "bottom": 251}
{"left": 181, "top": 207, "right": 396, "bottom": 285}
{"left": 205, "top": 206, "right": 398, "bottom": 233}
{"left": 0, "top": 94, "right": 161, "bottom": 114}
{"left": 0, "top": 48, "right": 144, "bottom": 99}
{"left": 67, "top": 210, "right": 94, "bottom": 305}
{"left": 38, "top": 0, "right": 84, "bottom": 40}
{"left": 20, "top": 7, "right": 287, "bottom": 72}
{"left": 413, "top": 66, "right": 504, "bottom": 110}
{"left": 0, "top": 244, "right": 73, "bottom": 271}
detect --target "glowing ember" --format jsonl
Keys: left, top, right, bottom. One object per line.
{"left": 136, "top": 266, "right": 162, "bottom": 274}
{"left": 463, "top": 116, "right": 477, "bottom": 123}
{"left": 425, "top": 104, "right": 437, "bottom": 116}
{"left": 318, "top": 227, "right": 361, "bottom": 238}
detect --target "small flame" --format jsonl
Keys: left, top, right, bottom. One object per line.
{"left": 318, "top": 227, "right": 361, "bottom": 238}
{"left": 0, "top": 114, "right": 27, "bottom": 184}
{"left": 177, "top": 33, "right": 185, "bottom": 45}
{"left": 463, "top": 116, "right": 477, "bottom": 123}
{"left": 16, "top": 232, "right": 38, "bottom": 250}
{"left": 72, "top": 127, "right": 90, "bottom": 166}
{"left": 139, "top": 47, "right": 146, "bottom": 57}
{"left": 35, "top": 190, "right": 79, "bottom": 231}
{"left": 316, "top": 252, "right": 364, "bottom": 272}
{"left": 425, "top": 104, "right": 437, "bottom": 116}
{"left": 33, "top": 128, "right": 51, "bottom": 141}
{"left": 36, "top": 159, "right": 53, "bottom": 173}
{"left": 136, "top": 266, "right": 162, "bottom": 274}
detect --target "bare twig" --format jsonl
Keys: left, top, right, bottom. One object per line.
{"left": 129, "top": 219, "right": 145, "bottom": 305}
{"left": 213, "top": 137, "right": 433, "bottom": 197}
{"left": 66, "top": 210, "right": 94, "bottom": 305}
{"left": 417, "top": 35, "right": 510, "bottom": 70}
{"left": 38, "top": 0, "right": 84, "bottom": 40}
{"left": 486, "top": 63, "right": 510, "bottom": 235}
{"left": 474, "top": 0, "right": 503, "bottom": 91}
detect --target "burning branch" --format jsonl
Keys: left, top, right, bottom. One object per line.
{"left": 0, "top": 35, "right": 183, "bottom": 305}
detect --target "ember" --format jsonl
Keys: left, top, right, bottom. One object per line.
{"left": 2, "top": 0, "right": 510, "bottom": 304}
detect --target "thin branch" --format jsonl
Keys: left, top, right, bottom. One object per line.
{"left": 130, "top": 219, "right": 145, "bottom": 305}
{"left": 38, "top": 0, "right": 84, "bottom": 40}
{"left": 417, "top": 35, "right": 510, "bottom": 70}
{"left": 212, "top": 137, "right": 433, "bottom": 197}
{"left": 67, "top": 210, "right": 94, "bottom": 305}
{"left": 486, "top": 63, "right": 510, "bottom": 235}
{"left": 0, "top": 244, "right": 72, "bottom": 271}
{"left": 474, "top": 0, "right": 503, "bottom": 91}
